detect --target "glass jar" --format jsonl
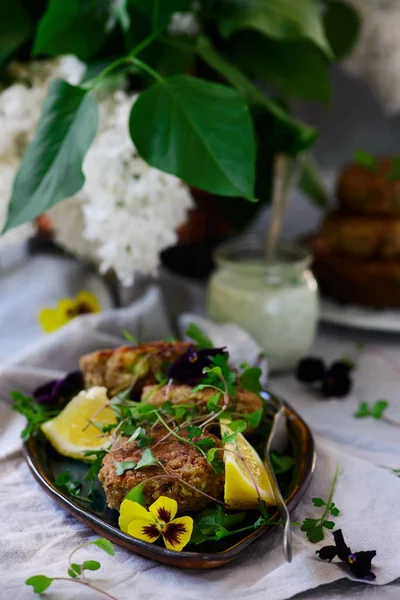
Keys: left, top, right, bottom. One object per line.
{"left": 207, "top": 238, "right": 319, "bottom": 373}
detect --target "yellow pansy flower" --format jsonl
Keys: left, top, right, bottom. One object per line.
{"left": 38, "top": 291, "right": 101, "bottom": 333}
{"left": 119, "top": 496, "right": 193, "bottom": 552}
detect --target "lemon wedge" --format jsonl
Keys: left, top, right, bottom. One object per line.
{"left": 221, "top": 423, "right": 275, "bottom": 510}
{"left": 41, "top": 386, "right": 116, "bottom": 460}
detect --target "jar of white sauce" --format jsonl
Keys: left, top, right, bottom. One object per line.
{"left": 207, "top": 238, "right": 319, "bottom": 373}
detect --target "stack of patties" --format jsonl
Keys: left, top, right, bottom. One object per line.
{"left": 306, "top": 158, "right": 400, "bottom": 308}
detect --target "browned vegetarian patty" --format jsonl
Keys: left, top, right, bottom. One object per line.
{"left": 142, "top": 384, "right": 262, "bottom": 424}
{"left": 338, "top": 158, "right": 400, "bottom": 215}
{"left": 320, "top": 211, "right": 400, "bottom": 259}
{"left": 80, "top": 341, "right": 191, "bottom": 396}
{"left": 99, "top": 428, "right": 224, "bottom": 512}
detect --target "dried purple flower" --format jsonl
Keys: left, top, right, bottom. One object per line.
{"left": 168, "top": 347, "right": 227, "bottom": 385}
{"left": 33, "top": 371, "right": 83, "bottom": 405}
{"left": 316, "top": 529, "right": 376, "bottom": 579}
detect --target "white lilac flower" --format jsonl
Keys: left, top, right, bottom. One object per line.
{"left": 0, "top": 56, "right": 86, "bottom": 241}
{"left": 168, "top": 11, "right": 201, "bottom": 37}
{"left": 345, "top": 0, "right": 400, "bottom": 114}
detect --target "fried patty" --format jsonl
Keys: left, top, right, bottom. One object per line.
{"left": 320, "top": 211, "right": 400, "bottom": 259}
{"left": 142, "top": 384, "right": 262, "bottom": 425}
{"left": 99, "top": 428, "right": 224, "bottom": 512}
{"left": 80, "top": 341, "right": 191, "bottom": 396}
{"left": 338, "top": 158, "right": 400, "bottom": 215}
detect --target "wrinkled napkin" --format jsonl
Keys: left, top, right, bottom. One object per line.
{"left": 1, "top": 286, "right": 400, "bottom": 600}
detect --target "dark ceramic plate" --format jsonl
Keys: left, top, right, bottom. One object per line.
{"left": 24, "top": 391, "right": 316, "bottom": 569}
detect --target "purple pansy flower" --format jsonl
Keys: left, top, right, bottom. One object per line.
{"left": 33, "top": 371, "right": 83, "bottom": 405}
{"left": 316, "top": 529, "right": 376, "bottom": 579}
{"left": 168, "top": 346, "right": 227, "bottom": 385}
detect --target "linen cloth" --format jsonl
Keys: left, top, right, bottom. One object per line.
{"left": 1, "top": 276, "right": 400, "bottom": 600}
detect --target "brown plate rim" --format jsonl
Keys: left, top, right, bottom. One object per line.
{"left": 24, "top": 391, "right": 316, "bottom": 569}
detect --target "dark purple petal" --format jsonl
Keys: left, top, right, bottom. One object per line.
{"left": 348, "top": 551, "right": 377, "bottom": 579}
{"left": 296, "top": 357, "right": 326, "bottom": 383}
{"left": 168, "top": 347, "right": 227, "bottom": 385}
{"left": 33, "top": 371, "right": 83, "bottom": 405}
{"left": 321, "top": 372, "right": 352, "bottom": 398}
{"left": 333, "top": 529, "right": 352, "bottom": 562}
{"left": 316, "top": 545, "right": 338, "bottom": 562}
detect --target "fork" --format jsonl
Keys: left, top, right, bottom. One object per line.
{"left": 263, "top": 396, "right": 293, "bottom": 562}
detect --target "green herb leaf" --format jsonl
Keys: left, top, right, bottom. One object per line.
{"left": 115, "top": 460, "right": 137, "bottom": 476}
{"left": 25, "top": 575, "right": 53, "bottom": 594}
{"left": 4, "top": 81, "right": 98, "bottom": 233}
{"left": 244, "top": 408, "right": 264, "bottom": 429}
{"left": 11, "top": 390, "right": 59, "bottom": 442}
{"left": 82, "top": 560, "right": 101, "bottom": 571}
{"left": 270, "top": 452, "right": 295, "bottom": 475}
{"left": 92, "top": 538, "right": 115, "bottom": 556}
{"left": 33, "top": 0, "right": 108, "bottom": 60}
{"left": 354, "top": 150, "right": 378, "bottom": 173}
{"left": 312, "top": 497, "right": 325, "bottom": 507}
{"left": 207, "top": 447, "right": 219, "bottom": 464}
{"left": 322, "top": 520, "right": 335, "bottom": 530}
{"left": 386, "top": 157, "right": 400, "bottom": 182}
{"left": 329, "top": 503, "right": 340, "bottom": 517}
{"left": 68, "top": 568, "right": 79, "bottom": 578}
{"left": 300, "top": 517, "right": 319, "bottom": 532}
{"left": 124, "top": 482, "right": 146, "bottom": 506}
{"left": 129, "top": 74, "right": 256, "bottom": 199}
{"left": 239, "top": 367, "right": 262, "bottom": 394}
{"left": 122, "top": 330, "right": 138, "bottom": 343}
{"left": 354, "top": 400, "right": 389, "bottom": 420}
{"left": 135, "top": 448, "right": 158, "bottom": 469}
{"left": 194, "top": 437, "right": 216, "bottom": 450}
{"left": 206, "top": 393, "right": 222, "bottom": 412}
{"left": 69, "top": 563, "right": 81, "bottom": 577}
{"left": 306, "top": 524, "right": 324, "bottom": 543}
{"left": 83, "top": 449, "right": 107, "bottom": 495}
{"left": 187, "top": 425, "right": 203, "bottom": 440}
{"left": 185, "top": 323, "right": 213, "bottom": 348}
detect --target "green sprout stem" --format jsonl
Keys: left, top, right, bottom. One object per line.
{"left": 46, "top": 577, "right": 117, "bottom": 600}
{"left": 318, "top": 465, "right": 339, "bottom": 526}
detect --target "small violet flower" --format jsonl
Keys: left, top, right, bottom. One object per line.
{"left": 33, "top": 371, "right": 83, "bottom": 405}
{"left": 168, "top": 346, "right": 227, "bottom": 385}
{"left": 316, "top": 529, "right": 377, "bottom": 579}
{"left": 119, "top": 496, "right": 193, "bottom": 552}
{"left": 38, "top": 291, "right": 101, "bottom": 333}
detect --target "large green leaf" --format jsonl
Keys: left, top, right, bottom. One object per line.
{"left": 219, "top": 0, "right": 332, "bottom": 57}
{"left": 4, "top": 80, "right": 98, "bottom": 232}
{"left": 196, "top": 36, "right": 318, "bottom": 154}
{"left": 129, "top": 74, "right": 256, "bottom": 199}
{"left": 33, "top": 0, "right": 109, "bottom": 59}
{"left": 231, "top": 32, "right": 330, "bottom": 103}
{"left": 323, "top": 0, "right": 360, "bottom": 60}
{"left": 0, "top": 0, "right": 33, "bottom": 67}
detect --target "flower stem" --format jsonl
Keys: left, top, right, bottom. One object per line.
{"left": 51, "top": 577, "right": 118, "bottom": 600}
{"left": 318, "top": 464, "right": 340, "bottom": 526}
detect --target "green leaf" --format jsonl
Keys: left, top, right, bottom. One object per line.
{"left": 0, "top": 0, "right": 33, "bottom": 67}
{"left": 207, "top": 447, "right": 219, "bottom": 464}
{"left": 354, "top": 402, "right": 370, "bottom": 418}
{"left": 124, "top": 482, "right": 146, "bottom": 506}
{"left": 196, "top": 35, "right": 318, "bottom": 154}
{"left": 323, "top": 0, "right": 360, "bottom": 60}
{"left": 115, "top": 460, "right": 137, "bottom": 476}
{"left": 299, "top": 154, "right": 329, "bottom": 208}
{"left": 371, "top": 400, "right": 389, "bottom": 420}
{"left": 25, "top": 575, "right": 53, "bottom": 594}
{"left": 239, "top": 367, "right": 262, "bottom": 394}
{"left": 300, "top": 517, "right": 318, "bottom": 532}
{"left": 129, "top": 74, "right": 256, "bottom": 199}
{"left": 69, "top": 563, "right": 81, "bottom": 576}
{"left": 135, "top": 448, "right": 158, "bottom": 469}
{"left": 386, "top": 157, "right": 400, "bottom": 182}
{"left": 92, "top": 538, "right": 115, "bottom": 556}
{"left": 187, "top": 425, "right": 203, "bottom": 440}
{"left": 231, "top": 33, "right": 330, "bottom": 103}
{"left": 307, "top": 524, "right": 324, "bottom": 543}
{"left": 194, "top": 437, "right": 216, "bottom": 450}
{"left": 185, "top": 323, "right": 213, "bottom": 348}
{"left": 82, "top": 560, "right": 101, "bottom": 571}
{"left": 270, "top": 452, "right": 295, "bottom": 475}
{"left": 353, "top": 150, "right": 378, "bottom": 173}
{"left": 68, "top": 568, "right": 79, "bottom": 578}
{"left": 330, "top": 504, "right": 340, "bottom": 517}
{"left": 33, "top": 0, "right": 108, "bottom": 60}
{"left": 4, "top": 81, "right": 98, "bottom": 233}
{"left": 219, "top": 0, "right": 332, "bottom": 58}
{"left": 122, "top": 330, "right": 138, "bottom": 343}
{"left": 322, "top": 520, "right": 335, "bottom": 530}
{"left": 312, "top": 497, "right": 325, "bottom": 507}
{"left": 206, "top": 393, "right": 222, "bottom": 412}
{"left": 244, "top": 408, "right": 264, "bottom": 429}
